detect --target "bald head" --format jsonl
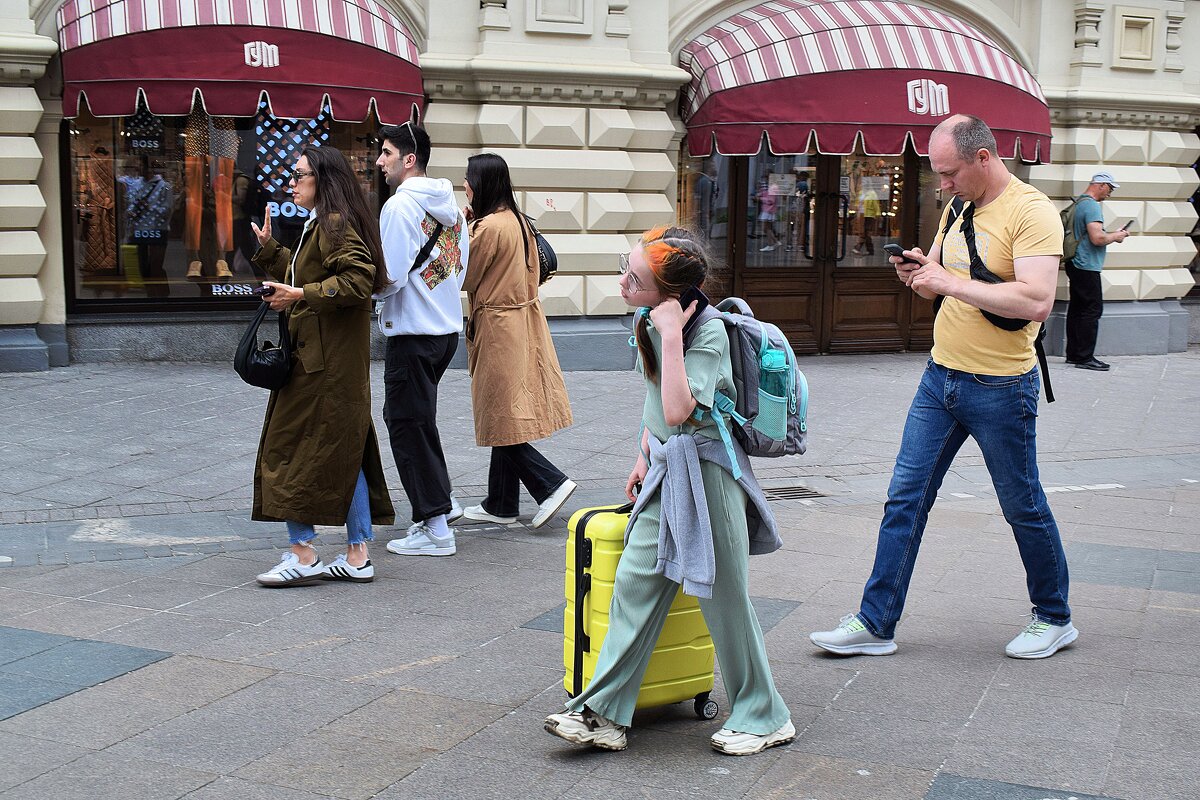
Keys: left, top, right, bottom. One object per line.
{"left": 931, "top": 114, "right": 999, "bottom": 163}
{"left": 928, "top": 114, "right": 1011, "bottom": 206}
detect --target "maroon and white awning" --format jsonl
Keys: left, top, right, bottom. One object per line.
{"left": 680, "top": 0, "right": 1051, "bottom": 162}
{"left": 57, "top": 0, "right": 423, "bottom": 122}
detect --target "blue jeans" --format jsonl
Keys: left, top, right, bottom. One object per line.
{"left": 287, "top": 470, "right": 373, "bottom": 546}
{"left": 859, "top": 360, "right": 1070, "bottom": 639}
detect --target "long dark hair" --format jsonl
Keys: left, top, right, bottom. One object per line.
{"left": 298, "top": 145, "right": 391, "bottom": 294}
{"left": 466, "top": 153, "right": 530, "bottom": 234}
{"left": 634, "top": 226, "right": 710, "bottom": 383}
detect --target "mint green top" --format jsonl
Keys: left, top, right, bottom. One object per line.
{"left": 638, "top": 316, "right": 735, "bottom": 444}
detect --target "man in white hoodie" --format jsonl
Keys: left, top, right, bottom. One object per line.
{"left": 374, "top": 122, "right": 469, "bottom": 557}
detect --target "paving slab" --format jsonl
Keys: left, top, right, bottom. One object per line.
{"left": 0, "top": 354, "right": 1198, "bottom": 798}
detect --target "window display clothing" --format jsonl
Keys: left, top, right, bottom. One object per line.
{"left": 78, "top": 148, "right": 116, "bottom": 274}
{"left": 183, "top": 107, "right": 239, "bottom": 277}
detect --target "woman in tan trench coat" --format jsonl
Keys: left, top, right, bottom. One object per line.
{"left": 459, "top": 153, "right": 576, "bottom": 529}
{"left": 249, "top": 146, "right": 395, "bottom": 587}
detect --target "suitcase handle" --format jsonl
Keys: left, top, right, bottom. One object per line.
{"left": 570, "top": 503, "right": 634, "bottom": 697}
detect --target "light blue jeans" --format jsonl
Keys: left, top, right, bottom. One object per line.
{"left": 858, "top": 360, "right": 1071, "bottom": 639}
{"left": 287, "top": 470, "right": 373, "bottom": 546}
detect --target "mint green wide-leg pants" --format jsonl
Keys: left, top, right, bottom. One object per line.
{"left": 567, "top": 461, "right": 791, "bottom": 734}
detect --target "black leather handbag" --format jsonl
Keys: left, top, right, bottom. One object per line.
{"left": 523, "top": 215, "right": 558, "bottom": 285}
{"left": 234, "top": 303, "right": 293, "bottom": 390}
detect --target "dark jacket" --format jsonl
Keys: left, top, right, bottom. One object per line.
{"left": 251, "top": 216, "right": 394, "bottom": 526}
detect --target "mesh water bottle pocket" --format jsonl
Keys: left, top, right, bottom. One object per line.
{"left": 754, "top": 388, "right": 789, "bottom": 441}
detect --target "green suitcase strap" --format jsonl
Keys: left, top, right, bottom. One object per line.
{"left": 571, "top": 502, "right": 634, "bottom": 697}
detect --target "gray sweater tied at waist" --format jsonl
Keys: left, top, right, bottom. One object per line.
{"left": 625, "top": 432, "right": 782, "bottom": 599}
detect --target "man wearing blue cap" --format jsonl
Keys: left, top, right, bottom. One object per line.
{"left": 1065, "top": 172, "right": 1130, "bottom": 371}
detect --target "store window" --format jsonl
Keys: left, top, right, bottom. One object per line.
{"left": 67, "top": 101, "right": 382, "bottom": 308}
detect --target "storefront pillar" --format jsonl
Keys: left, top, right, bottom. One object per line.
{"left": 0, "top": 1, "right": 58, "bottom": 371}
{"left": 1029, "top": 118, "right": 1198, "bottom": 356}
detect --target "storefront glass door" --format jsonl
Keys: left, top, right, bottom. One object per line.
{"left": 683, "top": 143, "right": 937, "bottom": 354}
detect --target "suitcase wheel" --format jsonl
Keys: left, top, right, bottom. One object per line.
{"left": 695, "top": 693, "right": 719, "bottom": 720}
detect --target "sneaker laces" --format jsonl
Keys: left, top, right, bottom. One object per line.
{"left": 836, "top": 613, "right": 866, "bottom": 633}
{"left": 1017, "top": 615, "right": 1051, "bottom": 638}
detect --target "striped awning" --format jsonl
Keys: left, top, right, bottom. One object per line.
{"left": 57, "top": 0, "right": 423, "bottom": 122}
{"left": 679, "top": 0, "right": 1051, "bottom": 162}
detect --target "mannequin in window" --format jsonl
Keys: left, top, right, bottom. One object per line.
{"left": 124, "top": 157, "right": 173, "bottom": 297}
{"left": 183, "top": 106, "right": 239, "bottom": 280}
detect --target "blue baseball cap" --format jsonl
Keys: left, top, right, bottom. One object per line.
{"left": 1090, "top": 171, "right": 1120, "bottom": 188}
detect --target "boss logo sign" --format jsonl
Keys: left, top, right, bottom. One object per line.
{"left": 213, "top": 284, "right": 259, "bottom": 296}
{"left": 267, "top": 201, "right": 310, "bottom": 219}
{"left": 244, "top": 41, "right": 280, "bottom": 68}
{"left": 906, "top": 78, "right": 949, "bottom": 117}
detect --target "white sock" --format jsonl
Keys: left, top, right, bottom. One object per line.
{"left": 425, "top": 514, "right": 451, "bottom": 538}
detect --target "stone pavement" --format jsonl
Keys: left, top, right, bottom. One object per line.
{"left": 1, "top": 350, "right": 1199, "bottom": 799}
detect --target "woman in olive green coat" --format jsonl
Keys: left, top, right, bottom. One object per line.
{"left": 249, "top": 146, "right": 394, "bottom": 587}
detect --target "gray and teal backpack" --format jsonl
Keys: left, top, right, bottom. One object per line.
{"left": 684, "top": 298, "right": 808, "bottom": 478}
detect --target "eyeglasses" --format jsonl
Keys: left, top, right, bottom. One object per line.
{"left": 618, "top": 252, "right": 644, "bottom": 292}
{"left": 290, "top": 169, "right": 315, "bottom": 181}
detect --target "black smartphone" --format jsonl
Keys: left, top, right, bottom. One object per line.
{"left": 883, "top": 243, "right": 920, "bottom": 265}
{"left": 679, "top": 284, "right": 711, "bottom": 340}
{"left": 1120, "top": 220, "right": 1135, "bottom": 231}
{"left": 251, "top": 285, "right": 276, "bottom": 297}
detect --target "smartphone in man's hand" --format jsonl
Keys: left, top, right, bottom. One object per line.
{"left": 883, "top": 243, "right": 920, "bottom": 266}
{"left": 1120, "top": 220, "right": 1135, "bottom": 231}
{"left": 251, "top": 285, "right": 276, "bottom": 297}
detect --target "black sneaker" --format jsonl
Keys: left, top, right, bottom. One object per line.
{"left": 1075, "top": 358, "right": 1110, "bottom": 371}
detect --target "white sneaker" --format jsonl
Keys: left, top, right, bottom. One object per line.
{"left": 386, "top": 523, "right": 456, "bottom": 557}
{"left": 759, "top": 244, "right": 776, "bottom": 252}
{"left": 320, "top": 555, "right": 375, "bottom": 583}
{"left": 809, "top": 613, "right": 897, "bottom": 656}
{"left": 710, "top": 719, "right": 796, "bottom": 756}
{"left": 532, "top": 479, "right": 578, "bottom": 529}
{"left": 256, "top": 552, "right": 325, "bottom": 587}
{"left": 1005, "top": 618, "right": 1078, "bottom": 659}
{"left": 544, "top": 709, "right": 627, "bottom": 751}
{"left": 447, "top": 495, "right": 464, "bottom": 524}
{"left": 460, "top": 505, "right": 518, "bottom": 525}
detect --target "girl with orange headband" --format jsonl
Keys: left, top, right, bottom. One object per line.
{"left": 544, "top": 226, "right": 793, "bottom": 756}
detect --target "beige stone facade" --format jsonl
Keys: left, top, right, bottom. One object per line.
{"left": 2, "top": 0, "right": 1197, "bottom": 369}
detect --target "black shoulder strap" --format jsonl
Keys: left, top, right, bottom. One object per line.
{"left": 941, "top": 195, "right": 965, "bottom": 239}
{"left": 410, "top": 220, "right": 443, "bottom": 274}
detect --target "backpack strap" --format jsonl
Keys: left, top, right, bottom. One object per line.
{"left": 410, "top": 220, "right": 443, "bottom": 274}
{"left": 693, "top": 395, "right": 745, "bottom": 481}
{"left": 931, "top": 197, "right": 965, "bottom": 318}
{"left": 681, "top": 304, "right": 745, "bottom": 479}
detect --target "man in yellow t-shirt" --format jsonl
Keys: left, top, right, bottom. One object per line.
{"left": 811, "top": 114, "right": 1076, "bottom": 661}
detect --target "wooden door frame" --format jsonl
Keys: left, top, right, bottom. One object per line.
{"left": 723, "top": 149, "right": 927, "bottom": 353}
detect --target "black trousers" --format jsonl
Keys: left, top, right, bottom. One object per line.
{"left": 383, "top": 333, "right": 457, "bottom": 523}
{"left": 484, "top": 444, "right": 567, "bottom": 518}
{"left": 1065, "top": 261, "right": 1103, "bottom": 363}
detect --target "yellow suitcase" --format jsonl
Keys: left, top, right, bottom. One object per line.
{"left": 563, "top": 502, "right": 718, "bottom": 719}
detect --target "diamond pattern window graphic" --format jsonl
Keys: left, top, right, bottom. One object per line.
{"left": 255, "top": 101, "right": 332, "bottom": 193}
